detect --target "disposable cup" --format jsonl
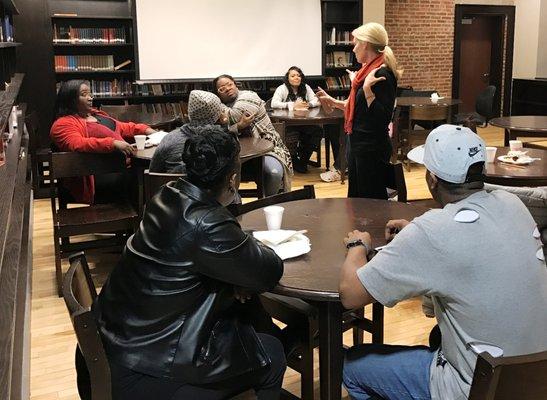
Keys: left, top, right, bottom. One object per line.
{"left": 263, "top": 205, "right": 284, "bottom": 231}
{"left": 287, "top": 102, "right": 294, "bottom": 112}
{"left": 486, "top": 146, "right": 497, "bottom": 163}
{"left": 509, "top": 140, "right": 523, "bottom": 152}
{"left": 134, "top": 135, "right": 146, "bottom": 150}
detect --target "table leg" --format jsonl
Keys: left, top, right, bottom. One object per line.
{"left": 256, "top": 155, "right": 266, "bottom": 198}
{"left": 338, "top": 123, "right": 347, "bottom": 185}
{"left": 504, "top": 129, "right": 511, "bottom": 146}
{"left": 317, "top": 301, "right": 344, "bottom": 400}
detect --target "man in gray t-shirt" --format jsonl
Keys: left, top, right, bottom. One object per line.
{"left": 339, "top": 125, "right": 547, "bottom": 400}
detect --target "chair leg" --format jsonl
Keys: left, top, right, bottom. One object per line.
{"left": 54, "top": 235, "right": 63, "bottom": 297}
{"left": 372, "top": 303, "right": 384, "bottom": 344}
{"left": 352, "top": 307, "right": 364, "bottom": 345}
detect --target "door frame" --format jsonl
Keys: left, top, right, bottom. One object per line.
{"left": 452, "top": 4, "right": 515, "bottom": 116}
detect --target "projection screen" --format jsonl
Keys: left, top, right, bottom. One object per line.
{"left": 135, "top": 0, "right": 323, "bottom": 81}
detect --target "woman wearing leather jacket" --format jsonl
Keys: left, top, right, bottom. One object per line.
{"left": 90, "top": 127, "right": 286, "bottom": 399}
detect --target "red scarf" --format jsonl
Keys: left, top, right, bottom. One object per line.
{"left": 344, "top": 54, "right": 385, "bottom": 134}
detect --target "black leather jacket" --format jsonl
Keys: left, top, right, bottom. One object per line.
{"left": 93, "top": 178, "right": 283, "bottom": 384}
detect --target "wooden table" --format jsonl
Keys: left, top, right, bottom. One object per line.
{"left": 396, "top": 97, "right": 462, "bottom": 122}
{"left": 132, "top": 136, "right": 274, "bottom": 212}
{"left": 268, "top": 108, "right": 347, "bottom": 182}
{"left": 484, "top": 146, "right": 547, "bottom": 187}
{"left": 239, "top": 198, "right": 429, "bottom": 400}
{"left": 489, "top": 116, "right": 547, "bottom": 146}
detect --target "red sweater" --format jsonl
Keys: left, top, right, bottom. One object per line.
{"left": 50, "top": 110, "right": 150, "bottom": 204}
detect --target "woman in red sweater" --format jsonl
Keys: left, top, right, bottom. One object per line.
{"left": 50, "top": 80, "right": 155, "bottom": 204}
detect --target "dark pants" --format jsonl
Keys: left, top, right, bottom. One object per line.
{"left": 324, "top": 124, "right": 342, "bottom": 170}
{"left": 288, "top": 125, "right": 323, "bottom": 163}
{"left": 347, "top": 139, "right": 392, "bottom": 200}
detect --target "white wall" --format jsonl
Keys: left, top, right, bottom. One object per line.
{"left": 536, "top": 0, "right": 547, "bottom": 77}
{"left": 513, "top": 0, "right": 541, "bottom": 78}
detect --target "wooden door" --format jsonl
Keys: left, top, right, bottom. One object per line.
{"left": 458, "top": 16, "right": 500, "bottom": 113}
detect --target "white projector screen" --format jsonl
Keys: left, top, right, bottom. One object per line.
{"left": 135, "top": 0, "right": 323, "bottom": 81}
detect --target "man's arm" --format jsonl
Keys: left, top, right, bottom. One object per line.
{"left": 339, "top": 230, "right": 377, "bottom": 309}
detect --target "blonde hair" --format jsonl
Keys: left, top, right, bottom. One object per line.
{"left": 352, "top": 22, "right": 402, "bottom": 80}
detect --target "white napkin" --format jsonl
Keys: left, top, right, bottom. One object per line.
{"left": 253, "top": 230, "right": 311, "bottom": 260}
{"left": 146, "top": 130, "right": 169, "bottom": 146}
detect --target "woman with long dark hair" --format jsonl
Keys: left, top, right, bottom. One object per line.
{"left": 91, "top": 128, "right": 286, "bottom": 400}
{"left": 50, "top": 80, "right": 155, "bottom": 204}
{"left": 271, "top": 66, "right": 323, "bottom": 173}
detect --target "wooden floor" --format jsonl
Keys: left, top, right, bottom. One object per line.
{"left": 30, "top": 126, "right": 510, "bottom": 399}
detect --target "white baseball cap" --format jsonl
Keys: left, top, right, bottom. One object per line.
{"left": 407, "top": 124, "right": 486, "bottom": 184}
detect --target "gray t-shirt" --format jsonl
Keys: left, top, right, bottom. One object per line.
{"left": 358, "top": 190, "right": 547, "bottom": 400}
{"left": 149, "top": 125, "right": 192, "bottom": 174}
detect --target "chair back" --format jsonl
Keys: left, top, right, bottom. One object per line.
{"left": 228, "top": 185, "right": 316, "bottom": 217}
{"left": 409, "top": 104, "right": 449, "bottom": 121}
{"left": 62, "top": 252, "right": 112, "bottom": 400}
{"left": 50, "top": 152, "right": 127, "bottom": 180}
{"left": 100, "top": 104, "right": 144, "bottom": 120}
{"left": 468, "top": 350, "right": 547, "bottom": 400}
{"left": 475, "top": 85, "right": 496, "bottom": 122}
{"left": 143, "top": 169, "right": 184, "bottom": 205}
{"left": 385, "top": 163, "right": 407, "bottom": 202}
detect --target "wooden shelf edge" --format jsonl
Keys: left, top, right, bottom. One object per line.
{"left": 51, "top": 15, "right": 133, "bottom": 20}
{"left": 0, "top": 42, "right": 21, "bottom": 48}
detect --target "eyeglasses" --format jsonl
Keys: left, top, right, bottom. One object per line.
{"left": 217, "top": 81, "right": 235, "bottom": 94}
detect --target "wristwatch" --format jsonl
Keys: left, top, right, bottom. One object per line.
{"left": 345, "top": 238, "right": 371, "bottom": 253}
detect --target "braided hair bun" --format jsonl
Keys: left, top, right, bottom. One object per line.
{"left": 182, "top": 125, "right": 240, "bottom": 190}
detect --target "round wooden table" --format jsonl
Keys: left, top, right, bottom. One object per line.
{"left": 484, "top": 146, "right": 547, "bottom": 186}
{"left": 489, "top": 116, "right": 547, "bottom": 146}
{"left": 396, "top": 97, "right": 462, "bottom": 108}
{"left": 268, "top": 107, "right": 347, "bottom": 182}
{"left": 240, "top": 198, "right": 429, "bottom": 400}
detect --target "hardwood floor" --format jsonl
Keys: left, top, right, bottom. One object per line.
{"left": 30, "top": 126, "right": 508, "bottom": 399}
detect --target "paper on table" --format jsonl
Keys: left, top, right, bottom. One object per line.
{"left": 146, "top": 130, "right": 169, "bottom": 146}
{"left": 253, "top": 230, "right": 311, "bottom": 260}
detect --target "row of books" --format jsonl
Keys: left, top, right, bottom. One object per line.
{"left": 141, "top": 102, "right": 186, "bottom": 116}
{"left": 0, "top": 15, "right": 13, "bottom": 42}
{"left": 326, "top": 28, "right": 354, "bottom": 45}
{"left": 326, "top": 52, "right": 355, "bottom": 68}
{"left": 53, "top": 25, "right": 127, "bottom": 44}
{"left": 325, "top": 76, "right": 351, "bottom": 90}
{"left": 54, "top": 55, "right": 115, "bottom": 72}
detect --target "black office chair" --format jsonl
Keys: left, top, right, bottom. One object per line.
{"left": 454, "top": 85, "right": 496, "bottom": 127}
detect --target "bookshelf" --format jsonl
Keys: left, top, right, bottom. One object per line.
{"left": 51, "top": 15, "right": 136, "bottom": 101}
{"left": 322, "top": 0, "right": 362, "bottom": 99}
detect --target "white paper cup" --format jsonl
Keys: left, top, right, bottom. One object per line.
{"left": 486, "top": 146, "right": 497, "bottom": 163}
{"left": 263, "top": 205, "right": 284, "bottom": 230}
{"left": 287, "top": 102, "right": 294, "bottom": 112}
{"left": 134, "top": 135, "right": 146, "bottom": 150}
{"left": 509, "top": 140, "right": 523, "bottom": 152}
{"left": 430, "top": 97, "right": 439, "bottom": 104}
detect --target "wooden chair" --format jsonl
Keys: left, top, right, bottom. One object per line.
{"left": 62, "top": 252, "right": 112, "bottom": 400}
{"left": 230, "top": 185, "right": 383, "bottom": 400}
{"left": 26, "top": 112, "right": 51, "bottom": 199}
{"left": 401, "top": 104, "right": 449, "bottom": 171}
{"left": 468, "top": 350, "right": 547, "bottom": 399}
{"left": 143, "top": 169, "right": 185, "bottom": 205}
{"left": 50, "top": 152, "right": 139, "bottom": 296}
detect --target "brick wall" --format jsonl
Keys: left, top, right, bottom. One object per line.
{"left": 385, "top": 0, "right": 455, "bottom": 96}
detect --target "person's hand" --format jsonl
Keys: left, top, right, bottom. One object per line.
{"left": 237, "top": 112, "right": 255, "bottom": 130}
{"left": 363, "top": 66, "right": 386, "bottom": 90}
{"left": 233, "top": 286, "right": 253, "bottom": 303}
{"left": 384, "top": 219, "right": 410, "bottom": 243}
{"left": 343, "top": 230, "right": 372, "bottom": 249}
{"left": 315, "top": 86, "right": 331, "bottom": 99}
{"left": 316, "top": 86, "right": 336, "bottom": 111}
{"left": 294, "top": 99, "right": 308, "bottom": 109}
{"left": 346, "top": 69, "right": 356, "bottom": 82}
{"left": 113, "top": 140, "right": 136, "bottom": 156}
{"left": 218, "top": 110, "right": 229, "bottom": 125}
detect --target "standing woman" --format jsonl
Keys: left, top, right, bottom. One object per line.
{"left": 50, "top": 80, "right": 155, "bottom": 204}
{"left": 317, "top": 23, "right": 401, "bottom": 199}
{"left": 271, "top": 66, "right": 323, "bottom": 173}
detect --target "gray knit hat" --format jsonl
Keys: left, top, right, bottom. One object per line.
{"left": 188, "top": 90, "right": 223, "bottom": 125}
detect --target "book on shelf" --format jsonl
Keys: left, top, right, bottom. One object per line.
{"left": 325, "top": 75, "right": 351, "bottom": 90}
{"left": 114, "top": 59, "right": 132, "bottom": 70}
{"left": 54, "top": 55, "right": 115, "bottom": 72}
{"left": 52, "top": 25, "right": 127, "bottom": 44}
{"left": 326, "top": 27, "right": 354, "bottom": 45}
